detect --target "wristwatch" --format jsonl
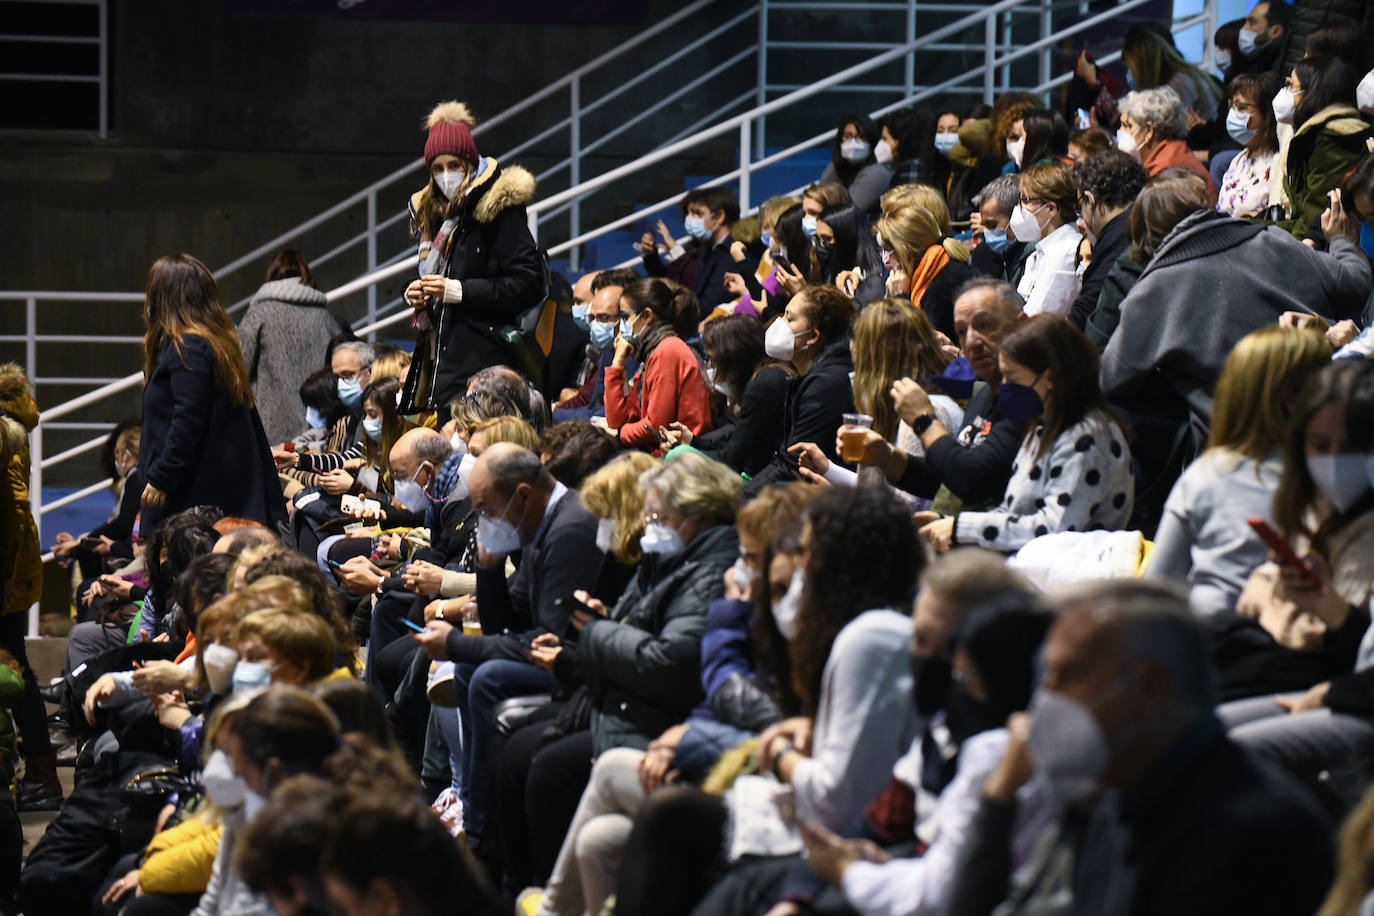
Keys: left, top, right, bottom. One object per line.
{"left": 911, "top": 412, "right": 937, "bottom": 435}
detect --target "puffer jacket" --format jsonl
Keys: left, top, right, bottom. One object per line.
{"left": 400, "top": 157, "right": 546, "bottom": 413}
{"left": 0, "top": 364, "right": 41, "bottom": 617}
{"left": 579, "top": 523, "right": 739, "bottom": 754}
{"left": 1279, "top": 104, "right": 1371, "bottom": 239}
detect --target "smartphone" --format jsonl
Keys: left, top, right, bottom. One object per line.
{"left": 325, "top": 558, "right": 344, "bottom": 570}
{"left": 1075, "top": 107, "right": 1091, "bottom": 130}
{"left": 400, "top": 618, "right": 428, "bottom": 634}
{"left": 340, "top": 494, "right": 360, "bottom": 515}
{"left": 1247, "top": 517, "right": 1326, "bottom": 592}
{"left": 555, "top": 594, "right": 597, "bottom": 617}
{"left": 773, "top": 254, "right": 795, "bottom": 275}
{"left": 78, "top": 536, "right": 103, "bottom": 550}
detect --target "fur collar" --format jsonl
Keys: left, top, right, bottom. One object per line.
{"left": 0, "top": 364, "right": 38, "bottom": 457}
{"left": 470, "top": 158, "right": 536, "bottom": 223}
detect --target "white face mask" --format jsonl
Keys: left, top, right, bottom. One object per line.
{"left": 840, "top": 138, "right": 870, "bottom": 162}
{"left": 771, "top": 568, "right": 804, "bottom": 641}
{"left": 595, "top": 517, "right": 616, "bottom": 553}
{"left": 393, "top": 473, "right": 429, "bottom": 512}
{"left": 1116, "top": 126, "right": 1140, "bottom": 157}
{"left": 1237, "top": 27, "right": 1259, "bottom": 57}
{"left": 1307, "top": 453, "right": 1371, "bottom": 514}
{"left": 243, "top": 787, "right": 267, "bottom": 822}
{"left": 362, "top": 417, "right": 383, "bottom": 442}
{"left": 934, "top": 133, "right": 959, "bottom": 158}
{"left": 1359, "top": 71, "right": 1374, "bottom": 112}
{"left": 873, "top": 139, "right": 894, "bottom": 165}
{"left": 1272, "top": 88, "right": 1297, "bottom": 125}
{"left": 1226, "top": 107, "right": 1256, "bottom": 145}
{"left": 435, "top": 170, "right": 466, "bottom": 200}
{"left": 202, "top": 750, "right": 245, "bottom": 809}
{"left": 1007, "top": 203, "right": 1046, "bottom": 244}
{"left": 640, "top": 520, "right": 686, "bottom": 556}
{"left": 1006, "top": 136, "right": 1025, "bottom": 168}
{"left": 1027, "top": 687, "right": 1111, "bottom": 804}
{"left": 1214, "top": 49, "right": 1231, "bottom": 73}
{"left": 478, "top": 491, "right": 524, "bottom": 554}
{"left": 203, "top": 643, "right": 239, "bottom": 697}
{"left": 449, "top": 433, "right": 468, "bottom": 458}
{"left": 764, "top": 318, "right": 808, "bottom": 362}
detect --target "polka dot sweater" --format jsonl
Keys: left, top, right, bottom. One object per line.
{"left": 954, "top": 410, "right": 1134, "bottom": 553}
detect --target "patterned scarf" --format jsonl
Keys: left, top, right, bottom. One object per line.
{"left": 425, "top": 448, "right": 466, "bottom": 532}
{"left": 413, "top": 195, "right": 462, "bottom": 332}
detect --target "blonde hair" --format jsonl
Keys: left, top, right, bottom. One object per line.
{"left": 468, "top": 415, "right": 539, "bottom": 452}
{"left": 803, "top": 182, "right": 849, "bottom": 213}
{"left": 851, "top": 300, "right": 950, "bottom": 440}
{"left": 114, "top": 427, "right": 141, "bottom": 457}
{"left": 875, "top": 201, "right": 969, "bottom": 274}
{"left": 194, "top": 576, "right": 310, "bottom": 691}
{"left": 370, "top": 349, "right": 412, "bottom": 384}
{"left": 640, "top": 452, "right": 741, "bottom": 527}
{"left": 758, "top": 195, "right": 801, "bottom": 232}
{"left": 580, "top": 452, "right": 659, "bottom": 565}
{"left": 1208, "top": 327, "right": 1332, "bottom": 462}
{"left": 230, "top": 542, "right": 287, "bottom": 591}
{"left": 232, "top": 607, "right": 337, "bottom": 683}
{"left": 1319, "top": 782, "right": 1374, "bottom": 916}
{"left": 736, "top": 483, "right": 812, "bottom": 553}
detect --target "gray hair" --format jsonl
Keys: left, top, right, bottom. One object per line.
{"left": 468, "top": 365, "right": 532, "bottom": 421}
{"left": 1054, "top": 579, "right": 1216, "bottom": 712}
{"left": 639, "top": 452, "right": 740, "bottom": 526}
{"left": 972, "top": 174, "right": 1021, "bottom": 217}
{"left": 411, "top": 430, "right": 454, "bottom": 469}
{"left": 953, "top": 277, "right": 1024, "bottom": 317}
{"left": 922, "top": 547, "right": 1034, "bottom": 609}
{"left": 334, "top": 341, "right": 376, "bottom": 369}
{"left": 1119, "top": 87, "right": 1187, "bottom": 141}
{"left": 484, "top": 442, "right": 554, "bottom": 496}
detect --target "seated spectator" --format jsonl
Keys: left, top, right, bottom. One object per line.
{"left": 917, "top": 314, "right": 1133, "bottom": 554}
{"left": 745, "top": 285, "right": 857, "bottom": 494}
{"left": 230, "top": 604, "right": 343, "bottom": 688}
{"left": 538, "top": 420, "right": 620, "bottom": 489}
{"left": 943, "top": 111, "right": 986, "bottom": 222}
{"left": 1011, "top": 161, "right": 1084, "bottom": 317}
{"left": 410, "top": 442, "right": 601, "bottom": 855}
{"left": 612, "top": 484, "right": 922, "bottom": 916}
{"left": 368, "top": 344, "right": 411, "bottom": 385}
{"left": 1100, "top": 178, "right": 1372, "bottom": 428}
{"left": 495, "top": 452, "right": 740, "bottom": 888}
{"left": 1118, "top": 87, "right": 1220, "bottom": 199}
{"left": 275, "top": 340, "right": 373, "bottom": 476}
{"left": 541, "top": 271, "right": 591, "bottom": 404}
{"left": 814, "top": 201, "right": 885, "bottom": 305}
{"left": 555, "top": 269, "right": 639, "bottom": 422}
{"left": 1276, "top": 55, "right": 1372, "bottom": 238}
{"left": 819, "top": 115, "right": 892, "bottom": 218}
{"left": 1218, "top": 71, "right": 1283, "bottom": 216}
{"left": 946, "top": 579, "right": 1332, "bottom": 916}
{"left": 876, "top": 190, "right": 975, "bottom": 339}
{"left": 723, "top": 195, "right": 798, "bottom": 318}
{"left": 1068, "top": 149, "right": 1149, "bottom": 329}
{"left": 1150, "top": 327, "right": 1331, "bottom": 618}
{"left": 238, "top": 249, "right": 343, "bottom": 443}
{"left": 291, "top": 366, "right": 348, "bottom": 455}
{"left": 52, "top": 423, "right": 142, "bottom": 582}
{"left": 641, "top": 187, "right": 739, "bottom": 321}
{"left": 1083, "top": 168, "right": 1214, "bottom": 349}
{"left": 662, "top": 313, "right": 792, "bottom": 477}
{"left": 968, "top": 175, "right": 1032, "bottom": 287}
{"left": 1230, "top": 0, "right": 1292, "bottom": 79}
{"left": 1122, "top": 22, "right": 1224, "bottom": 124}
{"left": 603, "top": 279, "right": 712, "bottom": 452}
{"left": 844, "top": 278, "right": 1026, "bottom": 513}
{"left": 769, "top": 202, "right": 817, "bottom": 314}
{"left": 577, "top": 451, "right": 658, "bottom": 604}
{"left": 877, "top": 108, "right": 942, "bottom": 190}
{"left": 1010, "top": 108, "right": 1072, "bottom": 169}
{"left": 1066, "top": 126, "right": 1112, "bottom": 164}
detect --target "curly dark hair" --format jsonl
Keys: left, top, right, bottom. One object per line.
{"left": 1072, "top": 148, "right": 1149, "bottom": 210}
{"left": 791, "top": 486, "right": 924, "bottom": 715}
{"left": 539, "top": 420, "right": 621, "bottom": 488}
{"left": 172, "top": 552, "right": 235, "bottom": 637}
{"left": 591, "top": 267, "right": 641, "bottom": 293}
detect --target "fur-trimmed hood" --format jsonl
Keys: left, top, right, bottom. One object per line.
{"left": 0, "top": 364, "right": 38, "bottom": 431}
{"left": 409, "top": 157, "right": 536, "bottom": 226}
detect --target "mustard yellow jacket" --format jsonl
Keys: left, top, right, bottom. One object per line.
{"left": 0, "top": 365, "right": 41, "bottom": 617}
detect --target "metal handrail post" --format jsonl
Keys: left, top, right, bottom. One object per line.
{"left": 570, "top": 76, "right": 582, "bottom": 273}
{"left": 984, "top": 15, "right": 997, "bottom": 104}
{"left": 904, "top": 0, "right": 916, "bottom": 99}
{"left": 1039, "top": 0, "right": 1052, "bottom": 93}
{"left": 755, "top": 0, "right": 768, "bottom": 158}
{"left": 1000, "top": 11, "right": 1012, "bottom": 91}
{"left": 1202, "top": 0, "right": 1218, "bottom": 71}
{"left": 366, "top": 190, "right": 378, "bottom": 338}
{"left": 97, "top": 0, "right": 107, "bottom": 138}
{"left": 738, "top": 120, "right": 752, "bottom": 214}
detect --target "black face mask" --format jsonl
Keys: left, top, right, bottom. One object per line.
{"left": 813, "top": 237, "right": 835, "bottom": 267}
{"left": 911, "top": 654, "right": 952, "bottom": 719}
{"left": 942, "top": 683, "right": 1004, "bottom": 745}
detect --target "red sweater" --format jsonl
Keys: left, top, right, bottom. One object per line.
{"left": 605, "top": 335, "right": 713, "bottom": 450}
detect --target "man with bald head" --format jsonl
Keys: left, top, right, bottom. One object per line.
{"left": 555, "top": 268, "right": 641, "bottom": 422}
{"left": 412, "top": 442, "right": 601, "bottom": 852}
{"left": 849, "top": 277, "right": 1027, "bottom": 512}
{"left": 947, "top": 580, "right": 1331, "bottom": 916}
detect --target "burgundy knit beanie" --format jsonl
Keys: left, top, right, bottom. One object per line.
{"left": 424, "top": 101, "right": 479, "bottom": 166}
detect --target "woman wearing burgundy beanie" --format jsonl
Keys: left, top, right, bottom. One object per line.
{"left": 400, "top": 101, "right": 547, "bottom": 418}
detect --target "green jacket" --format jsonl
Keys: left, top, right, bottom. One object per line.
{"left": 1280, "top": 104, "right": 1371, "bottom": 238}
{"left": 0, "top": 663, "right": 23, "bottom": 787}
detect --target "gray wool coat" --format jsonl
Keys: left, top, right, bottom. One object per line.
{"left": 237, "top": 278, "right": 342, "bottom": 444}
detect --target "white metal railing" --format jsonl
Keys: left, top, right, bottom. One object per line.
{"left": 0, "top": 0, "right": 108, "bottom": 137}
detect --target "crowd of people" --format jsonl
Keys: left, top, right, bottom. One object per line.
{"left": 6, "top": 3, "right": 1374, "bottom": 914}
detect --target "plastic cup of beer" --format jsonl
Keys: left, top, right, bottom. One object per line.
{"left": 462, "top": 620, "right": 482, "bottom": 637}
{"left": 839, "top": 413, "right": 874, "bottom": 463}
